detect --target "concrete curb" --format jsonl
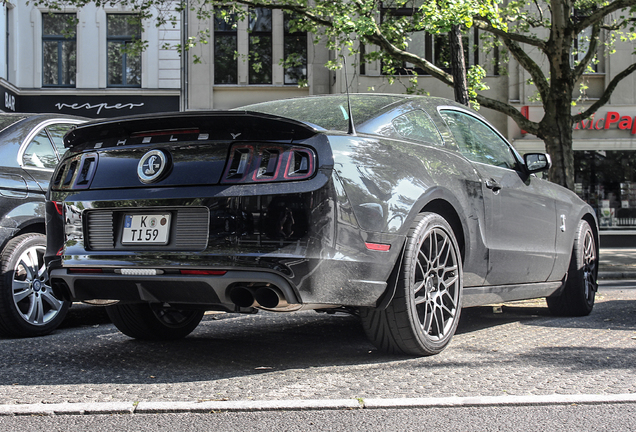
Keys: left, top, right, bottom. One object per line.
{"left": 136, "top": 399, "right": 362, "bottom": 413}
{"left": 598, "top": 271, "right": 636, "bottom": 280}
{"left": 1, "top": 394, "right": 635, "bottom": 416}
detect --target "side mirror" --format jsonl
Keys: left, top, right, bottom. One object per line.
{"left": 524, "top": 153, "right": 552, "bottom": 174}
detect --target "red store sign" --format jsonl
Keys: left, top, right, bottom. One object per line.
{"left": 574, "top": 111, "right": 636, "bottom": 134}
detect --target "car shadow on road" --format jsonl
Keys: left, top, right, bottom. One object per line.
{"left": 1, "top": 297, "right": 634, "bottom": 388}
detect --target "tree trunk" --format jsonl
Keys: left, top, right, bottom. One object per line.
{"left": 539, "top": 92, "right": 575, "bottom": 190}
{"left": 449, "top": 25, "right": 469, "bottom": 106}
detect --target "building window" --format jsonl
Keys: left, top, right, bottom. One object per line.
{"left": 283, "top": 13, "right": 307, "bottom": 85}
{"left": 42, "top": 13, "right": 76, "bottom": 87}
{"left": 214, "top": 8, "right": 238, "bottom": 84}
{"left": 575, "top": 151, "right": 636, "bottom": 230}
{"left": 213, "top": 9, "right": 307, "bottom": 86}
{"left": 107, "top": 14, "right": 141, "bottom": 87}
{"left": 572, "top": 27, "right": 599, "bottom": 73}
{"left": 248, "top": 8, "right": 272, "bottom": 84}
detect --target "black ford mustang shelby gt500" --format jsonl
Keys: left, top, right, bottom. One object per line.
{"left": 45, "top": 95, "right": 598, "bottom": 356}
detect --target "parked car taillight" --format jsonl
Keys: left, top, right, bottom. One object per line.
{"left": 221, "top": 143, "right": 316, "bottom": 184}
{"left": 51, "top": 152, "right": 99, "bottom": 191}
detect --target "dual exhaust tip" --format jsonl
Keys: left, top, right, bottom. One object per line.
{"left": 229, "top": 285, "right": 289, "bottom": 309}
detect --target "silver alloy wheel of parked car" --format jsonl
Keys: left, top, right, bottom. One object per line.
{"left": 0, "top": 233, "right": 69, "bottom": 337}
{"left": 13, "top": 241, "right": 59, "bottom": 324}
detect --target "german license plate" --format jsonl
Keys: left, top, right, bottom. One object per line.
{"left": 122, "top": 214, "right": 171, "bottom": 245}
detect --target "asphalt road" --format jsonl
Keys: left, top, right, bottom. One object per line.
{"left": 0, "top": 280, "right": 634, "bottom": 429}
{"left": 0, "top": 404, "right": 635, "bottom": 431}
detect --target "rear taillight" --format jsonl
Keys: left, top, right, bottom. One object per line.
{"left": 221, "top": 144, "right": 316, "bottom": 184}
{"left": 53, "top": 201, "right": 64, "bottom": 215}
{"left": 51, "top": 152, "right": 99, "bottom": 191}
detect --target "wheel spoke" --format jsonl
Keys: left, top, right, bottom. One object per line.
{"left": 419, "top": 301, "right": 431, "bottom": 331}
{"left": 418, "top": 249, "right": 431, "bottom": 271}
{"left": 438, "top": 235, "right": 450, "bottom": 266}
{"left": 13, "top": 282, "right": 33, "bottom": 303}
{"left": 37, "top": 262, "right": 47, "bottom": 280}
{"left": 415, "top": 257, "right": 427, "bottom": 281}
{"left": 441, "top": 264, "right": 458, "bottom": 280}
{"left": 17, "top": 258, "right": 34, "bottom": 281}
{"left": 413, "top": 279, "right": 427, "bottom": 296}
{"left": 414, "top": 294, "right": 428, "bottom": 305}
{"left": 24, "top": 297, "right": 41, "bottom": 324}
{"left": 26, "top": 249, "right": 40, "bottom": 277}
{"left": 41, "top": 289, "right": 63, "bottom": 311}
{"left": 432, "top": 305, "right": 444, "bottom": 337}
{"left": 440, "top": 294, "right": 457, "bottom": 315}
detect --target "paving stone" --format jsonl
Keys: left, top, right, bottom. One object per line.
{"left": 0, "top": 285, "right": 634, "bottom": 405}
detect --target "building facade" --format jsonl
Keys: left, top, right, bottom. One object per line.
{"left": 2, "top": 3, "right": 635, "bottom": 244}
{"left": 0, "top": 2, "right": 181, "bottom": 119}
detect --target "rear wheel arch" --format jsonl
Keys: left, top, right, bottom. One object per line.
{"left": 421, "top": 199, "right": 466, "bottom": 263}
{"left": 14, "top": 222, "right": 46, "bottom": 237}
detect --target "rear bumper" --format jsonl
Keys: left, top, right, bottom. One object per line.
{"left": 46, "top": 176, "right": 404, "bottom": 309}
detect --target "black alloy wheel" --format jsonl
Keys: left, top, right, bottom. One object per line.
{"left": 361, "top": 212, "right": 463, "bottom": 356}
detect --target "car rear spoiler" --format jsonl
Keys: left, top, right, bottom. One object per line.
{"left": 63, "top": 111, "right": 319, "bottom": 151}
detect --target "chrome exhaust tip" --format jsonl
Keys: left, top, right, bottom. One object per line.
{"left": 82, "top": 299, "right": 120, "bottom": 306}
{"left": 254, "top": 286, "right": 288, "bottom": 309}
{"left": 229, "top": 286, "right": 257, "bottom": 308}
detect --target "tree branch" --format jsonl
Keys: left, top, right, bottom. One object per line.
{"left": 365, "top": 21, "right": 454, "bottom": 85}
{"left": 573, "top": 0, "right": 636, "bottom": 34}
{"left": 227, "top": 0, "right": 334, "bottom": 28}
{"left": 501, "top": 37, "right": 550, "bottom": 102}
{"left": 572, "top": 23, "right": 600, "bottom": 81}
{"left": 475, "top": 94, "right": 541, "bottom": 136}
{"left": 573, "top": 62, "right": 636, "bottom": 123}
{"left": 473, "top": 18, "right": 546, "bottom": 49}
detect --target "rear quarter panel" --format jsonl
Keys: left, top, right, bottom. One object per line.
{"left": 328, "top": 133, "right": 489, "bottom": 287}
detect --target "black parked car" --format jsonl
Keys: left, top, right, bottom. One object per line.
{"left": 0, "top": 113, "right": 85, "bottom": 337}
{"left": 44, "top": 95, "right": 598, "bottom": 356}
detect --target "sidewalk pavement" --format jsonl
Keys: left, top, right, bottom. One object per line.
{"left": 599, "top": 247, "right": 636, "bottom": 279}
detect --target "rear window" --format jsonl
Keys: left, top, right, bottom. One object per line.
{"left": 238, "top": 95, "right": 404, "bottom": 132}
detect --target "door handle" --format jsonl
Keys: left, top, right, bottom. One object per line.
{"left": 485, "top": 178, "right": 502, "bottom": 193}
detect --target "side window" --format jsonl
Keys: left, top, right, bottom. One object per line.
{"left": 392, "top": 110, "right": 444, "bottom": 146}
{"left": 22, "top": 131, "right": 58, "bottom": 169}
{"left": 440, "top": 110, "right": 517, "bottom": 169}
{"left": 46, "top": 123, "right": 75, "bottom": 158}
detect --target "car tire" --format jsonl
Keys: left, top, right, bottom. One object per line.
{"left": 106, "top": 303, "right": 204, "bottom": 340}
{"left": 360, "top": 212, "right": 463, "bottom": 356}
{"left": 547, "top": 219, "right": 598, "bottom": 316}
{"left": 0, "top": 233, "right": 70, "bottom": 337}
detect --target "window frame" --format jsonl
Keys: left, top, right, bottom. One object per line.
{"left": 283, "top": 12, "right": 307, "bottom": 85}
{"left": 439, "top": 108, "right": 521, "bottom": 170}
{"left": 42, "top": 13, "right": 77, "bottom": 88}
{"left": 248, "top": 7, "right": 273, "bottom": 85}
{"left": 106, "top": 14, "right": 142, "bottom": 88}
{"left": 214, "top": 7, "right": 239, "bottom": 85}
{"left": 17, "top": 119, "right": 85, "bottom": 172}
